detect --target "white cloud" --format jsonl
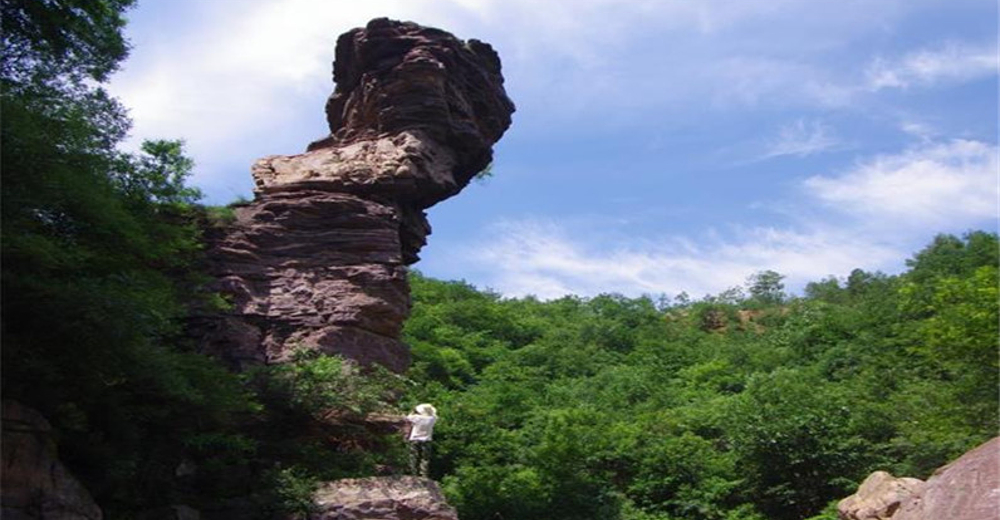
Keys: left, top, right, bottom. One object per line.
{"left": 704, "top": 54, "right": 871, "bottom": 111}
{"left": 464, "top": 219, "right": 902, "bottom": 299}
{"left": 804, "top": 139, "right": 998, "bottom": 229}
{"left": 899, "top": 120, "right": 937, "bottom": 141}
{"left": 454, "top": 138, "right": 997, "bottom": 299}
{"left": 108, "top": 0, "right": 925, "bottom": 195}
{"left": 708, "top": 58, "right": 834, "bottom": 108}
{"left": 711, "top": 39, "right": 997, "bottom": 111}
{"left": 110, "top": 0, "right": 470, "bottom": 200}
{"left": 106, "top": 0, "right": 994, "bottom": 292}
{"left": 866, "top": 41, "right": 998, "bottom": 90}
{"left": 762, "top": 119, "right": 841, "bottom": 159}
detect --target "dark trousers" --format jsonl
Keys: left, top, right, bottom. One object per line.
{"left": 408, "top": 441, "right": 431, "bottom": 477}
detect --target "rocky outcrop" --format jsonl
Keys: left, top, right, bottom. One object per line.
{"left": 195, "top": 18, "right": 514, "bottom": 372}
{"left": 838, "top": 436, "right": 1000, "bottom": 520}
{"left": 309, "top": 476, "right": 458, "bottom": 520}
{"left": 1, "top": 400, "right": 103, "bottom": 520}
{"left": 837, "top": 471, "right": 925, "bottom": 520}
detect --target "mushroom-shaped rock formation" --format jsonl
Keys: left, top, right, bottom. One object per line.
{"left": 196, "top": 18, "right": 514, "bottom": 372}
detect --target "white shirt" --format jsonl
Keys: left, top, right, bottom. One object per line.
{"left": 407, "top": 414, "right": 437, "bottom": 441}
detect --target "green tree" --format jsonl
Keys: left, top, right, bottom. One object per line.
{"left": 746, "top": 270, "right": 785, "bottom": 306}
{"left": 0, "top": 1, "right": 265, "bottom": 515}
{"left": 117, "top": 139, "right": 203, "bottom": 206}
{"left": 891, "top": 232, "right": 1000, "bottom": 469}
{"left": 403, "top": 240, "right": 997, "bottom": 520}
{"left": 1, "top": 0, "right": 135, "bottom": 84}
{"left": 724, "top": 369, "right": 865, "bottom": 520}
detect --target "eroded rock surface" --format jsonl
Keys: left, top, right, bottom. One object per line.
{"left": 893, "top": 436, "right": 1000, "bottom": 520}
{"left": 1, "top": 400, "right": 103, "bottom": 520}
{"left": 310, "top": 476, "right": 458, "bottom": 520}
{"left": 839, "top": 437, "right": 1000, "bottom": 520}
{"left": 837, "top": 471, "right": 924, "bottom": 520}
{"left": 195, "top": 18, "right": 513, "bottom": 371}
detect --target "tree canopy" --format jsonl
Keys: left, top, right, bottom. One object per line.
{"left": 402, "top": 231, "right": 999, "bottom": 520}
{"left": 2, "top": 0, "right": 252, "bottom": 514}
{"left": 3, "top": 3, "right": 995, "bottom": 518}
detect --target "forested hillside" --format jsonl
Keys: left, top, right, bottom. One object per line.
{"left": 3, "top": 2, "right": 996, "bottom": 519}
{"left": 401, "top": 231, "right": 998, "bottom": 520}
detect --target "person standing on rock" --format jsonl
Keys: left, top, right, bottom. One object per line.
{"left": 405, "top": 403, "right": 437, "bottom": 478}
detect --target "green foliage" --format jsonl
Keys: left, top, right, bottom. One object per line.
{"left": 473, "top": 161, "right": 494, "bottom": 182}
{"left": 251, "top": 349, "right": 404, "bottom": 419}
{"left": 724, "top": 369, "right": 864, "bottom": 519}
{"left": 5, "top": 4, "right": 996, "bottom": 518}
{"left": 404, "top": 233, "right": 998, "bottom": 520}
{"left": 0, "top": 2, "right": 281, "bottom": 516}
{"left": 405, "top": 272, "right": 541, "bottom": 388}
{"left": 888, "top": 231, "right": 1000, "bottom": 472}
{"left": 195, "top": 351, "right": 413, "bottom": 518}
{"left": 1, "top": 0, "right": 135, "bottom": 84}
{"left": 205, "top": 205, "right": 238, "bottom": 227}
{"left": 746, "top": 270, "right": 785, "bottom": 306}
{"left": 267, "top": 467, "right": 320, "bottom": 518}
{"left": 803, "top": 500, "right": 841, "bottom": 520}
{"left": 116, "top": 139, "right": 203, "bottom": 206}
{"left": 202, "top": 196, "right": 253, "bottom": 228}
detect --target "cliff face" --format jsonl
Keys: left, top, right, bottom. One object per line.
{"left": 196, "top": 18, "right": 514, "bottom": 372}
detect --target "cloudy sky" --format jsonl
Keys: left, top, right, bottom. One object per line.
{"left": 109, "top": 0, "right": 998, "bottom": 299}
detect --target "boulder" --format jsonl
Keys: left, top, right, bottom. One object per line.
{"left": 1, "top": 400, "right": 103, "bottom": 520}
{"left": 310, "top": 476, "right": 458, "bottom": 520}
{"left": 839, "top": 437, "right": 1000, "bottom": 520}
{"left": 893, "top": 436, "right": 1000, "bottom": 520}
{"left": 837, "top": 471, "right": 924, "bottom": 520}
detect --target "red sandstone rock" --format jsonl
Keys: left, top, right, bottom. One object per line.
{"left": 893, "top": 436, "right": 1000, "bottom": 520}
{"left": 839, "top": 437, "right": 1000, "bottom": 520}
{"left": 195, "top": 19, "right": 513, "bottom": 372}
{"left": 312, "top": 19, "right": 513, "bottom": 195}
{"left": 310, "top": 476, "right": 458, "bottom": 520}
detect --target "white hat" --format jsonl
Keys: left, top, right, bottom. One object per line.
{"left": 415, "top": 403, "right": 437, "bottom": 417}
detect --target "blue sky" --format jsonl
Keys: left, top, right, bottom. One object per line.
{"left": 109, "top": 0, "right": 998, "bottom": 299}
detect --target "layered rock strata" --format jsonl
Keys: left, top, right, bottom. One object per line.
{"left": 196, "top": 18, "right": 513, "bottom": 372}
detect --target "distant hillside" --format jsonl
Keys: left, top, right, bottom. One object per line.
{"left": 401, "top": 231, "right": 999, "bottom": 520}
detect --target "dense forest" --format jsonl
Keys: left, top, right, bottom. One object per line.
{"left": 401, "top": 232, "right": 998, "bottom": 520}
{"left": 2, "top": 1, "right": 996, "bottom": 519}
